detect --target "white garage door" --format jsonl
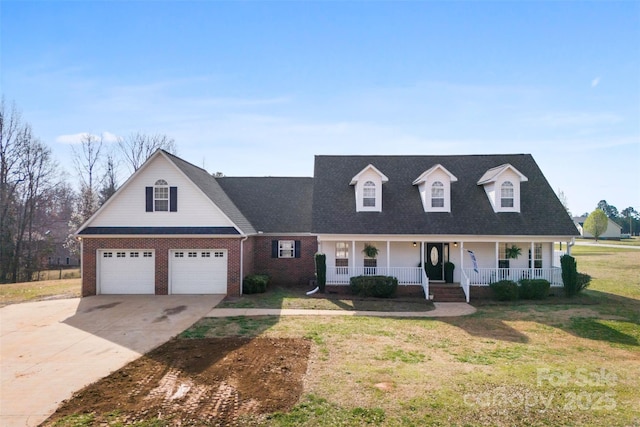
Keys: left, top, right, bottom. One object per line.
{"left": 98, "top": 250, "right": 155, "bottom": 294}
{"left": 170, "top": 250, "right": 227, "bottom": 294}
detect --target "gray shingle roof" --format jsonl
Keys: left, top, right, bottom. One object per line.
{"left": 164, "top": 151, "right": 257, "bottom": 235}
{"left": 216, "top": 177, "right": 313, "bottom": 233}
{"left": 311, "top": 154, "right": 579, "bottom": 236}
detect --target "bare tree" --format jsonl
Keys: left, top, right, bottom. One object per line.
{"left": 117, "top": 132, "right": 176, "bottom": 173}
{"left": 0, "top": 98, "right": 58, "bottom": 282}
{"left": 71, "top": 133, "right": 103, "bottom": 220}
{"left": 98, "top": 152, "right": 118, "bottom": 205}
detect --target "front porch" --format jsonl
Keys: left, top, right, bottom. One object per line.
{"left": 325, "top": 266, "right": 563, "bottom": 303}
{"left": 319, "top": 238, "right": 572, "bottom": 303}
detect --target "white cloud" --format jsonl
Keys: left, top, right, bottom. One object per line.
{"left": 55, "top": 131, "right": 120, "bottom": 144}
{"left": 591, "top": 77, "right": 601, "bottom": 88}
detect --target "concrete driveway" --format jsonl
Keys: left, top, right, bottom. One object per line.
{"left": 0, "top": 295, "right": 224, "bottom": 427}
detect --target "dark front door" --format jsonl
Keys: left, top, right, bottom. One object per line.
{"left": 426, "top": 243, "right": 444, "bottom": 281}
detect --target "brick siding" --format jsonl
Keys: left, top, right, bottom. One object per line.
{"left": 247, "top": 235, "right": 318, "bottom": 288}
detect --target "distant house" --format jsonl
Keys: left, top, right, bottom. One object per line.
{"left": 573, "top": 216, "right": 622, "bottom": 240}
{"left": 76, "top": 151, "right": 578, "bottom": 301}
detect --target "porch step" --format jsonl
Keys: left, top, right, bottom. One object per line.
{"left": 429, "top": 284, "right": 467, "bottom": 302}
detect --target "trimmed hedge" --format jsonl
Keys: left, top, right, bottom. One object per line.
{"left": 519, "top": 279, "right": 550, "bottom": 300}
{"left": 576, "top": 272, "right": 592, "bottom": 293}
{"left": 561, "top": 254, "right": 578, "bottom": 297}
{"left": 243, "top": 274, "right": 270, "bottom": 294}
{"left": 349, "top": 275, "right": 398, "bottom": 298}
{"left": 489, "top": 280, "right": 519, "bottom": 301}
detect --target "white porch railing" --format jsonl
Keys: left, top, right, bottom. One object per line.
{"left": 461, "top": 269, "right": 470, "bottom": 302}
{"left": 327, "top": 266, "right": 424, "bottom": 285}
{"left": 421, "top": 267, "right": 429, "bottom": 301}
{"left": 463, "top": 267, "right": 563, "bottom": 287}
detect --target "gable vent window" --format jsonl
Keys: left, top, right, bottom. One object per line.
{"left": 363, "top": 181, "right": 376, "bottom": 207}
{"left": 146, "top": 180, "right": 178, "bottom": 212}
{"left": 501, "top": 181, "right": 514, "bottom": 208}
{"left": 431, "top": 181, "right": 445, "bottom": 208}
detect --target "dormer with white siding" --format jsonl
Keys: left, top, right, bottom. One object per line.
{"left": 350, "top": 164, "right": 388, "bottom": 212}
{"left": 412, "top": 164, "right": 458, "bottom": 213}
{"left": 477, "top": 163, "right": 528, "bottom": 213}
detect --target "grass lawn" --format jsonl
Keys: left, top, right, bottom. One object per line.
{"left": 220, "top": 286, "right": 435, "bottom": 312}
{"left": 0, "top": 278, "right": 81, "bottom": 307}
{"left": 181, "top": 244, "right": 640, "bottom": 426}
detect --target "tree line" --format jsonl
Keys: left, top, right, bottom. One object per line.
{"left": 0, "top": 98, "right": 176, "bottom": 283}
{"left": 581, "top": 200, "right": 639, "bottom": 239}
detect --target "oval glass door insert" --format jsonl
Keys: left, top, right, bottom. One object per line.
{"left": 430, "top": 246, "right": 439, "bottom": 266}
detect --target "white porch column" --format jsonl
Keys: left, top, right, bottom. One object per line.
{"left": 495, "top": 242, "right": 499, "bottom": 269}
{"left": 352, "top": 240, "right": 356, "bottom": 272}
{"left": 420, "top": 242, "right": 424, "bottom": 269}
{"left": 386, "top": 240, "right": 390, "bottom": 270}
{"left": 460, "top": 241, "right": 464, "bottom": 271}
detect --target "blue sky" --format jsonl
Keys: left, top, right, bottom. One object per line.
{"left": 2, "top": 1, "right": 639, "bottom": 216}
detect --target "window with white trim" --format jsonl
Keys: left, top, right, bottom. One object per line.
{"left": 431, "top": 181, "right": 445, "bottom": 208}
{"left": 279, "top": 240, "right": 295, "bottom": 258}
{"left": 154, "top": 179, "right": 169, "bottom": 211}
{"left": 363, "top": 181, "right": 376, "bottom": 207}
{"left": 529, "top": 244, "right": 543, "bottom": 268}
{"left": 130, "top": 252, "right": 139, "bottom": 258}
{"left": 499, "top": 243, "right": 510, "bottom": 269}
{"left": 501, "top": 181, "right": 514, "bottom": 208}
{"left": 201, "top": 252, "right": 211, "bottom": 258}
{"left": 174, "top": 252, "right": 184, "bottom": 258}
{"left": 335, "top": 242, "right": 349, "bottom": 275}
{"left": 143, "top": 252, "right": 153, "bottom": 258}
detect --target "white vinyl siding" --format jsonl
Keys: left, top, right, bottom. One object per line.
{"left": 88, "top": 154, "right": 235, "bottom": 227}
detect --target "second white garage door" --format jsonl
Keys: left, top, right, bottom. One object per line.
{"left": 169, "top": 250, "right": 228, "bottom": 294}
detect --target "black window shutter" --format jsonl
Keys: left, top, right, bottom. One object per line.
{"left": 145, "top": 187, "right": 153, "bottom": 212}
{"left": 294, "top": 240, "right": 301, "bottom": 258}
{"left": 271, "top": 240, "right": 279, "bottom": 258}
{"left": 169, "top": 187, "right": 178, "bottom": 212}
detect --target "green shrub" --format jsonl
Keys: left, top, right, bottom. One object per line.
{"left": 519, "top": 279, "right": 550, "bottom": 300}
{"left": 576, "top": 272, "right": 592, "bottom": 293}
{"left": 489, "top": 280, "right": 519, "bottom": 301}
{"left": 315, "top": 253, "right": 326, "bottom": 293}
{"left": 561, "top": 254, "right": 578, "bottom": 297}
{"left": 243, "top": 274, "right": 270, "bottom": 294}
{"left": 349, "top": 275, "right": 398, "bottom": 298}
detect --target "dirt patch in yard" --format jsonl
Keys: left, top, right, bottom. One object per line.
{"left": 42, "top": 337, "right": 311, "bottom": 426}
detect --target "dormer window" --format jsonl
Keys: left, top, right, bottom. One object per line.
{"left": 413, "top": 164, "right": 457, "bottom": 213}
{"left": 350, "top": 164, "right": 388, "bottom": 212}
{"left": 363, "top": 181, "right": 376, "bottom": 207}
{"left": 500, "top": 181, "right": 514, "bottom": 208}
{"left": 154, "top": 179, "right": 169, "bottom": 211}
{"left": 477, "top": 164, "right": 527, "bottom": 213}
{"left": 145, "top": 180, "right": 178, "bottom": 212}
{"left": 431, "top": 181, "right": 445, "bottom": 208}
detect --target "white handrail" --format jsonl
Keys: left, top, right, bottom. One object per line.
{"left": 461, "top": 269, "right": 470, "bottom": 303}
{"left": 421, "top": 267, "right": 430, "bottom": 300}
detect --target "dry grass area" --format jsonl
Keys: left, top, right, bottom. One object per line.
{"left": 0, "top": 278, "right": 80, "bottom": 307}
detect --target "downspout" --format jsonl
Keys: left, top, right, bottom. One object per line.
{"left": 239, "top": 235, "right": 248, "bottom": 295}
{"left": 567, "top": 237, "right": 575, "bottom": 256}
